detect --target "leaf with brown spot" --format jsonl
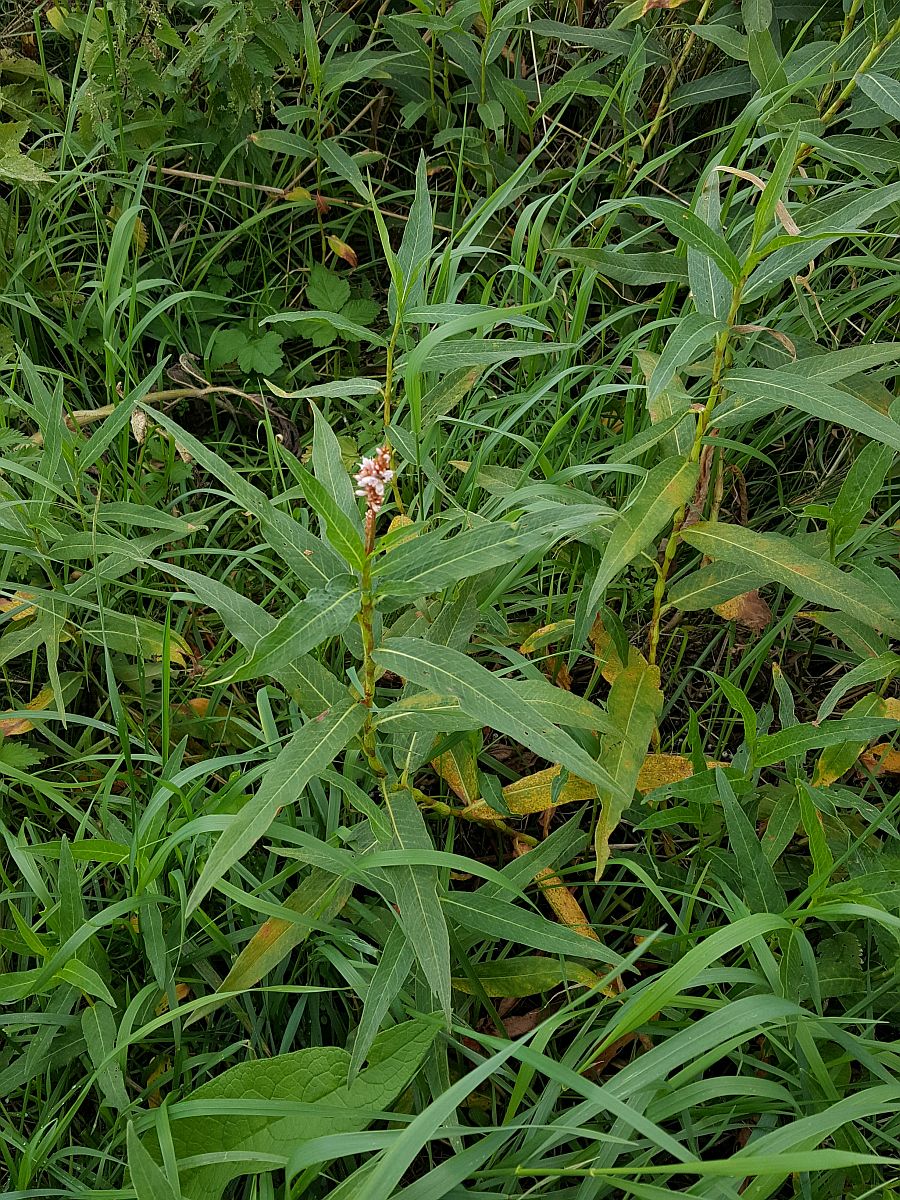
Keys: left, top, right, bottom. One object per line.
{"left": 713, "top": 589, "right": 772, "bottom": 631}
{"left": 589, "top": 615, "right": 647, "bottom": 684}
{"left": 0, "top": 591, "right": 37, "bottom": 621}
{"left": 327, "top": 234, "right": 358, "bottom": 267}
{"left": 860, "top": 744, "right": 900, "bottom": 775}
{"left": 641, "top": 0, "right": 689, "bottom": 13}
{"left": 0, "top": 674, "right": 80, "bottom": 736}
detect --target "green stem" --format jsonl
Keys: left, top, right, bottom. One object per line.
{"left": 818, "top": 12, "right": 900, "bottom": 129}
{"left": 647, "top": 285, "right": 744, "bottom": 665}
{"left": 358, "top": 511, "right": 384, "bottom": 776}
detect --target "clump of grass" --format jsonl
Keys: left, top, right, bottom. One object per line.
{"left": 1, "top": 0, "right": 899, "bottom": 1197}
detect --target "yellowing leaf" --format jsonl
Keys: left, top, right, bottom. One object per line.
{"left": 713, "top": 589, "right": 772, "bottom": 631}
{"left": 812, "top": 694, "right": 888, "bottom": 787}
{"left": 433, "top": 732, "right": 480, "bottom": 804}
{"left": 595, "top": 663, "right": 664, "bottom": 879}
{"left": 519, "top": 621, "right": 575, "bottom": 656}
{"left": 0, "top": 591, "right": 37, "bottom": 621}
{"left": 589, "top": 615, "right": 647, "bottom": 684}
{"left": 860, "top": 744, "right": 900, "bottom": 775}
{"left": 155, "top": 983, "right": 191, "bottom": 1015}
{"left": 327, "top": 234, "right": 358, "bottom": 267}
{"left": 637, "top": 753, "right": 723, "bottom": 791}
{"left": 0, "top": 684, "right": 56, "bottom": 736}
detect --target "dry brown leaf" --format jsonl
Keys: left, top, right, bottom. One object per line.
{"left": 884, "top": 698, "right": 900, "bottom": 720}
{"left": 641, "top": 0, "right": 689, "bottom": 12}
{"left": 713, "top": 590, "right": 772, "bottom": 631}
{"left": 859, "top": 744, "right": 900, "bottom": 775}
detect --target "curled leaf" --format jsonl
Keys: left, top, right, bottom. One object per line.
{"left": 713, "top": 589, "right": 772, "bottom": 631}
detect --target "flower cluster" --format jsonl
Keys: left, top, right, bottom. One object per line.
{"left": 354, "top": 445, "right": 393, "bottom": 515}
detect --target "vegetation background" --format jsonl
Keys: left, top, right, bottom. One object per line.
{"left": 1, "top": 0, "right": 900, "bottom": 1195}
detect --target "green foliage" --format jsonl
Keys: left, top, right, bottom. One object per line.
{"left": 2, "top": 0, "right": 900, "bottom": 1196}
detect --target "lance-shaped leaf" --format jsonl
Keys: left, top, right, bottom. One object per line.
{"left": 681, "top": 522, "right": 900, "bottom": 637}
{"left": 380, "top": 785, "right": 452, "bottom": 1020}
{"left": 594, "top": 662, "right": 663, "bottom": 878}
{"left": 575, "top": 457, "right": 699, "bottom": 649}
{"left": 187, "top": 699, "right": 365, "bottom": 915}
{"left": 373, "top": 639, "right": 627, "bottom": 801}
{"left": 216, "top": 576, "right": 359, "bottom": 684}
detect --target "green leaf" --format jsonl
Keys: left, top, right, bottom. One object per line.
{"left": 575, "top": 457, "right": 699, "bottom": 649}
{"left": 140, "top": 407, "right": 344, "bottom": 590}
{"left": 307, "top": 263, "right": 350, "bottom": 312}
{"left": 722, "top": 367, "right": 900, "bottom": 453}
{"left": 831, "top": 440, "right": 895, "bottom": 544}
{"left": 753, "top": 127, "right": 799, "bottom": 247}
{"left": 128, "top": 1124, "right": 182, "bottom": 1200}
{"left": 389, "top": 151, "right": 433, "bottom": 319}
{"left": 82, "top": 1002, "right": 130, "bottom": 1110}
{"left": 858, "top": 71, "right": 900, "bottom": 123}
{"left": 187, "top": 698, "right": 365, "bottom": 915}
{"left": 310, "top": 403, "right": 361, "bottom": 524}
{"left": 157, "top": 561, "right": 343, "bottom": 715}
{"left": 218, "top": 576, "right": 359, "bottom": 683}
{"left": 444, "top": 893, "right": 620, "bottom": 965}
{"left": 754, "top": 715, "right": 897, "bottom": 768}
{"left": 264, "top": 309, "right": 387, "bottom": 347}
{"left": 553, "top": 247, "right": 689, "bottom": 285}
{"left": 250, "top": 128, "right": 314, "bottom": 157}
{"left": 680, "top": 522, "right": 900, "bottom": 636}
{"left": 206, "top": 868, "right": 353, "bottom": 1014}
{"left": 297, "top": 466, "right": 365, "bottom": 571}
{"left": 718, "top": 771, "right": 786, "bottom": 912}
{"left": 348, "top": 922, "right": 415, "bottom": 1081}
{"left": 0, "top": 121, "right": 52, "bottom": 183}
{"left": 594, "top": 662, "right": 663, "bottom": 879}
{"left": 373, "top": 639, "right": 627, "bottom": 801}
{"left": 816, "top": 654, "right": 900, "bottom": 722}
{"left": 816, "top": 932, "right": 863, "bottom": 999}
{"left": 209, "top": 328, "right": 284, "bottom": 374}
{"left": 649, "top": 201, "right": 742, "bottom": 285}
{"left": 451, "top": 955, "right": 599, "bottom": 996}
{"left": 649, "top": 314, "right": 720, "bottom": 402}
{"left": 381, "top": 785, "right": 452, "bottom": 1020}
{"left": 145, "top": 1019, "right": 437, "bottom": 1200}
{"left": 689, "top": 171, "right": 732, "bottom": 320}
{"left": 669, "top": 559, "right": 767, "bottom": 611}
{"left": 320, "top": 137, "right": 368, "bottom": 199}
{"left": 374, "top": 521, "right": 546, "bottom": 597}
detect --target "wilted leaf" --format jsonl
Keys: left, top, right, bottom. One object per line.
{"left": 713, "top": 589, "right": 772, "bottom": 631}
{"left": 859, "top": 744, "right": 900, "bottom": 775}
{"left": 327, "top": 234, "right": 358, "bottom": 267}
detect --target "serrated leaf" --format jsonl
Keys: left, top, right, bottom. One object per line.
{"left": 680, "top": 522, "right": 900, "bottom": 636}
{"left": 373, "top": 639, "right": 626, "bottom": 801}
{"left": 217, "top": 576, "right": 359, "bottom": 683}
{"left": 306, "top": 263, "right": 351, "bottom": 312}
{"left": 594, "top": 662, "right": 663, "bottom": 878}
{"left": 187, "top": 699, "right": 365, "bottom": 915}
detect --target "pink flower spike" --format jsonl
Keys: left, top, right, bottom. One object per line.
{"left": 354, "top": 445, "right": 393, "bottom": 515}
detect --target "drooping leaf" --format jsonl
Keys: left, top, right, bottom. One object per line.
{"left": 722, "top": 368, "right": 900, "bottom": 453}
{"left": 380, "top": 785, "right": 452, "bottom": 1020}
